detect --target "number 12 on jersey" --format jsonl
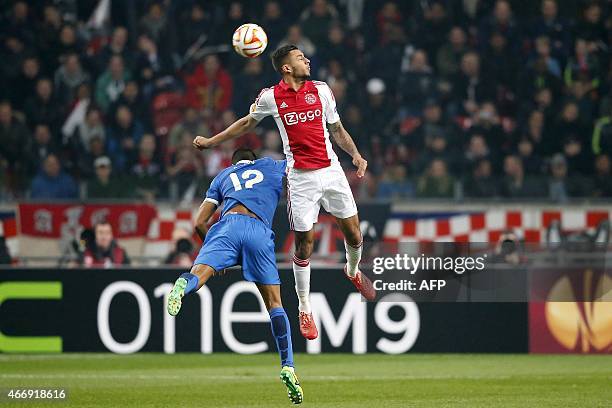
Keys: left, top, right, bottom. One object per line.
{"left": 229, "top": 170, "right": 264, "bottom": 191}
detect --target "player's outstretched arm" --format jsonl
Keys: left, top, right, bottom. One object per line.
{"left": 328, "top": 120, "right": 368, "bottom": 178}
{"left": 193, "top": 114, "right": 258, "bottom": 150}
{"left": 194, "top": 200, "right": 218, "bottom": 240}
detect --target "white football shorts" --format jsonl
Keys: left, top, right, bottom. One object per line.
{"left": 286, "top": 162, "right": 358, "bottom": 232}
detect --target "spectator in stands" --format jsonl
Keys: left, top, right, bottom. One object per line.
{"left": 71, "top": 106, "right": 105, "bottom": 154}
{"left": 27, "top": 124, "right": 59, "bottom": 176}
{"left": 0, "top": 101, "right": 31, "bottom": 191}
{"left": 398, "top": 49, "right": 436, "bottom": 114}
{"left": 564, "top": 38, "right": 601, "bottom": 89}
{"left": 95, "top": 55, "right": 132, "bottom": 112}
{"left": 166, "top": 135, "right": 205, "bottom": 199}
{"left": 232, "top": 58, "right": 270, "bottom": 116}
{"left": 592, "top": 154, "right": 612, "bottom": 198}
{"left": 410, "top": 99, "right": 449, "bottom": 151}
{"left": 374, "top": 2, "right": 403, "bottom": 45}
{"left": 83, "top": 221, "right": 130, "bottom": 267}
{"left": 464, "top": 158, "right": 499, "bottom": 198}
{"left": 24, "top": 78, "right": 64, "bottom": 132}
{"left": 261, "top": 1, "right": 288, "bottom": 50}
{"left": 548, "top": 153, "right": 590, "bottom": 201}
{"left": 130, "top": 134, "right": 163, "bottom": 200}
{"left": 178, "top": 3, "right": 214, "bottom": 53}
{"left": 468, "top": 101, "right": 506, "bottom": 153}
{"left": 38, "top": 5, "right": 63, "bottom": 65}
{"left": 524, "top": 110, "right": 550, "bottom": 156}
{"left": 300, "top": 0, "right": 338, "bottom": 46}
{"left": 54, "top": 53, "right": 90, "bottom": 106}
{"left": 562, "top": 136, "right": 591, "bottom": 175}
{"left": 168, "top": 107, "right": 209, "bottom": 153}
{"left": 30, "top": 153, "right": 77, "bottom": 199}
{"left": 213, "top": 2, "right": 245, "bottom": 46}
{"left": 436, "top": 26, "right": 468, "bottom": 79}
{"left": 483, "top": 31, "right": 519, "bottom": 89}
{"left": 519, "top": 54, "right": 563, "bottom": 101}
{"left": 463, "top": 133, "right": 492, "bottom": 173}
{"left": 500, "top": 155, "right": 546, "bottom": 198}
{"left": 530, "top": 0, "right": 571, "bottom": 60}
{"left": 377, "top": 165, "right": 413, "bottom": 198}
{"left": 415, "top": 1, "right": 450, "bottom": 63}
{"left": 552, "top": 101, "right": 589, "bottom": 154}
{"left": 134, "top": 34, "right": 173, "bottom": 97}
{"left": 5, "top": 2, "right": 35, "bottom": 50}
{"left": 184, "top": 54, "right": 233, "bottom": 114}
{"left": 343, "top": 105, "right": 369, "bottom": 156}
{"left": 97, "top": 27, "right": 131, "bottom": 74}
{"left": 13, "top": 56, "right": 40, "bottom": 110}
{"left": 363, "top": 78, "right": 394, "bottom": 140}
{"left": 532, "top": 36, "right": 562, "bottom": 79}
{"left": 86, "top": 156, "right": 128, "bottom": 199}
{"left": 575, "top": 2, "right": 607, "bottom": 44}
{"left": 452, "top": 52, "right": 495, "bottom": 115}
{"left": 52, "top": 25, "right": 83, "bottom": 70}
{"left": 164, "top": 227, "right": 195, "bottom": 266}
{"left": 77, "top": 135, "right": 107, "bottom": 179}
{"left": 260, "top": 130, "right": 284, "bottom": 160}
{"left": 279, "top": 25, "right": 316, "bottom": 58}
{"left": 318, "top": 24, "right": 352, "bottom": 70}
{"left": 108, "top": 80, "right": 150, "bottom": 131}
{"left": 414, "top": 132, "right": 459, "bottom": 175}
{"left": 0, "top": 35, "right": 25, "bottom": 96}
{"left": 139, "top": 2, "right": 168, "bottom": 45}
{"left": 516, "top": 137, "right": 544, "bottom": 176}
{"left": 106, "top": 105, "right": 144, "bottom": 170}
{"left": 417, "top": 158, "right": 455, "bottom": 198}
{"left": 479, "top": 0, "right": 520, "bottom": 52}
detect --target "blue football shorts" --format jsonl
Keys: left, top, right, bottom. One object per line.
{"left": 194, "top": 213, "right": 280, "bottom": 285}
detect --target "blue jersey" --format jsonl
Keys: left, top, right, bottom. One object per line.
{"left": 204, "top": 157, "right": 286, "bottom": 228}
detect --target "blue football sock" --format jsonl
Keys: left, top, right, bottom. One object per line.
{"left": 179, "top": 273, "right": 200, "bottom": 295}
{"left": 269, "top": 307, "right": 294, "bottom": 368}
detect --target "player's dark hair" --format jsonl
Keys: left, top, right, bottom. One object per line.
{"left": 232, "top": 148, "right": 257, "bottom": 164}
{"left": 271, "top": 44, "right": 299, "bottom": 73}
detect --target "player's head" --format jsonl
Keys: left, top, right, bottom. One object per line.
{"left": 231, "top": 148, "right": 257, "bottom": 164}
{"left": 94, "top": 221, "right": 113, "bottom": 250}
{"left": 271, "top": 45, "right": 310, "bottom": 80}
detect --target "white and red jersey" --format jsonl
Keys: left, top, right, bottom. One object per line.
{"left": 249, "top": 79, "right": 340, "bottom": 169}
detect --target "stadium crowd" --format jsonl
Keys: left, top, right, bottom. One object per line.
{"left": 0, "top": 0, "right": 610, "bottom": 202}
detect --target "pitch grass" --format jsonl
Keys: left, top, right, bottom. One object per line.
{"left": 0, "top": 353, "right": 611, "bottom": 407}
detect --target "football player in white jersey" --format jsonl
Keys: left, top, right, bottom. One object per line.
{"left": 193, "top": 45, "right": 375, "bottom": 340}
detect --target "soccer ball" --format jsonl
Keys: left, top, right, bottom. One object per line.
{"left": 232, "top": 23, "right": 268, "bottom": 58}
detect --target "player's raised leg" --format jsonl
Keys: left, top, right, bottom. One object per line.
{"left": 167, "top": 264, "right": 214, "bottom": 316}
{"left": 336, "top": 214, "right": 376, "bottom": 301}
{"left": 293, "top": 229, "right": 318, "bottom": 340}
{"left": 257, "top": 284, "right": 303, "bottom": 404}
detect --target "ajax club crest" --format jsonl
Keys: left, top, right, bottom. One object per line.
{"left": 304, "top": 93, "right": 317, "bottom": 104}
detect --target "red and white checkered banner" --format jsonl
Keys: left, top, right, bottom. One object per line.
{"left": 383, "top": 209, "right": 612, "bottom": 243}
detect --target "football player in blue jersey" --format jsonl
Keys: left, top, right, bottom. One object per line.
{"left": 167, "top": 148, "right": 303, "bottom": 405}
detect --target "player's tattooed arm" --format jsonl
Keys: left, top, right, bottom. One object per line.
{"left": 193, "top": 114, "right": 258, "bottom": 150}
{"left": 194, "top": 201, "right": 217, "bottom": 240}
{"left": 328, "top": 120, "right": 368, "bottom": 177}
